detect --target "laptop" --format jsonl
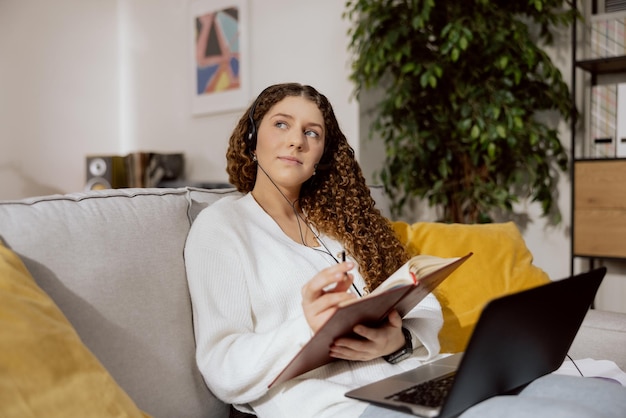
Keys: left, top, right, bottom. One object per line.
{"left": 345, "top": 267, "right": 606, "bottom": 418}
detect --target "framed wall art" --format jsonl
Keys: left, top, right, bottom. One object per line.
{"left": 190, "top": 0, "right": 249, "bottom": 115}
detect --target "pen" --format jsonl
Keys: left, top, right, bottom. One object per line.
{"left": 341, "top": 250, "right": 350, "bottom": 280}
{"left": 342, "top": 250, "right": 362, "bottom": 297}
{"left": 341, "top": 250, "right": 347, "bottom": 278}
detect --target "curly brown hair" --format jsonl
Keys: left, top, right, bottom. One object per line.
{"left": 226, "top": 83, "right": 408, "bottom": 292}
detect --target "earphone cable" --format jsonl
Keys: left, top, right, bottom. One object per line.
{"left": 566, "top": 354, "right": 584, "bottom": 377}
{"left": 255, "top": 161, "right": 361, "bottom": 297}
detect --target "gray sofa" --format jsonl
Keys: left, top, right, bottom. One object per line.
{"left": 1, "top": 187, "right": 624, "bottom": 417}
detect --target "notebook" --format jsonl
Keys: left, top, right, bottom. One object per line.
{"left": 345, "top": 267, "right": 606, "bottom": 418}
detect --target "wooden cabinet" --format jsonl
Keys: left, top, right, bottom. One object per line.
{"left": 574, "top": 159, "right": 626, "bottom": 259}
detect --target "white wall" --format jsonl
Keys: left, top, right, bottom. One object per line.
{"left": 0, "top": 0, "right": 120, "bottom": 198}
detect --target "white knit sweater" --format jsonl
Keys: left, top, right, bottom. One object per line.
{"left": 184, "top": 194, "right": 443, "bottom": 418}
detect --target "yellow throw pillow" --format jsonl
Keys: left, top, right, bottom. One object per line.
{"left": 0, "top": 243, "right": 150, "bottom": 418}
{"left": 392, "top": 221, "right": 550, "bottom": 353}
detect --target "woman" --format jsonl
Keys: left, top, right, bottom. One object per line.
{"left": 185, "top": 83, "right": 443, "bottom": 417}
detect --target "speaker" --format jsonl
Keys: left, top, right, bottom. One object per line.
{"left": 85, "top": 155, "right": 128, "bottom": 190}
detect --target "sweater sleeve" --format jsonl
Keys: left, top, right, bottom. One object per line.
{"left": 402, "top": 292, "right": 443, "bottom": 360}
{"left": 184, "top": 211, "right": 313, "bottom": 404}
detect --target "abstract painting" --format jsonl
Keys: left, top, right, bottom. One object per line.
{"left": 191, "top": 0, "right": 249, "bottom": 115}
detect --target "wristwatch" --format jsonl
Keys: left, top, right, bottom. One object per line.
{"left": 383, "top": 327, "right": 413, "bottom": 364}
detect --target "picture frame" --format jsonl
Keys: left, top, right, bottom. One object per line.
{"left": 190, "top": 0, "right": 250, "bottom": 116}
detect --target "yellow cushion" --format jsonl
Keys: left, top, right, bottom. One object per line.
{"left": 392, "top": 221, "right": 550, "bottom": 353}
{"left": 0, "top": 243, "right": 149, "bottom": 418}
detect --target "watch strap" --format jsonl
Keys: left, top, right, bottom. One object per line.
{"left": 383, "top": 327, "right": 413, "bottom": 364}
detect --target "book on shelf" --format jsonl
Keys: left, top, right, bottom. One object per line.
{"left": 591, "top": 84, "right": 617, "bottom": 158}
{"left": 268, "top": 252, "right": 473, "bottom": 388}
{"left": 590, "top": 14, "right": 626, "bottom": 59}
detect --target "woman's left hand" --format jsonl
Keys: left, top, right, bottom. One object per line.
{"left": 329, "top": 310, "right": 406, "bottom": 361}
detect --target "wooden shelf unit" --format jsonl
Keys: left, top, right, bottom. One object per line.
{"left": 570, "top": 5, "right": 626, "bottom": 272}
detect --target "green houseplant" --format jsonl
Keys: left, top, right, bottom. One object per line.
{"left": 344, "top": 0, "right": 579, "bottom": 223}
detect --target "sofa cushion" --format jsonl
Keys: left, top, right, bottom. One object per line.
{"left": 392, "top": 221, "right": 550, "bottom": 353}
{"left": 187, "top": 187, "right": 241, "bottom": 222}
{"left": 0, "top": 242, "right": 148, "bottom": 417}
{"left": 0, "top": 188, "right": 229, "bottom": 418}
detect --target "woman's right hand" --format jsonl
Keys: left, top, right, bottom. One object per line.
{"left": 301, "top": 261, "right": 357, "bottom": 333}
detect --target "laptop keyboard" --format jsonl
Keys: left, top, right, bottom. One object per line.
{"left": 386, "top": 372, "right": 456, "bottom": 407}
